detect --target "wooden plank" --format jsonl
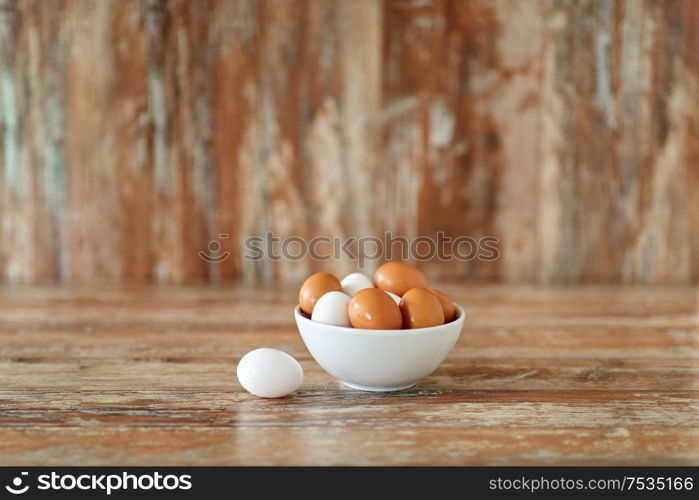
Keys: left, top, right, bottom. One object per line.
{"left": 112, "top": 0, "right": 154, "bottom": 281}
{"left": 64, "top": 0, "right": 122, "bottom": 282}
{"left": 3, "top": 391, "right": 698, "bottom": 429}
{"left": 538, "top": 0, "right": 699, "bottom": 283}
{"left": 0, "top": 427, "right": 696, "bottom": 466}
{"left": 379, "top": 0, "right": 545, "bottom": 282}
{"left": 144, "top": 0, "right": 214, "bottom": 283}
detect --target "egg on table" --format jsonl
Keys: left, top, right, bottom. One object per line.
{"left": 399, "top": 287, "right": 445, "bottom": 329}
{"left": 299, "top": 272, "right": 342, "bottom": 315}
{"left": 348, "top": 288, "right": 403, "bottom": 330}
{"left": 374, "top": 262, "right": 429, "bottom": 297}
{"left": 237, "top": 348, "right": 303, "bottom": 398}
{"left": 340, "top": 272, "right": 374, "bottom": 296}
{"left": 311, "top": 291, "right": 351, "bottom": 327}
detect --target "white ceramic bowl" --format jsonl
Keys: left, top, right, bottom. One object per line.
{"left": 294, "top": 304, "right": 464, "bottom": 392}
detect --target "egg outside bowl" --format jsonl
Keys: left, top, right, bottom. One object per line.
{"left": 294, "top": 304, "right": 464, "bottom": 392}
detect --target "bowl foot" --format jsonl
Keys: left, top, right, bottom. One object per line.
{"left": 341, "top": 381, "right": 416, "bottom": 392}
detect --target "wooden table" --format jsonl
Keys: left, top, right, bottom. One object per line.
{"left": 1, "top": 285, "right": 697, "bottom": 465}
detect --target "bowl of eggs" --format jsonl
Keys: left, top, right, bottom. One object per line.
{"left": 294, "top": 262, "right": 464, "bottom": 392}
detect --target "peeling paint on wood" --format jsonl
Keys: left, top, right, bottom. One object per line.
{"left": 0, "top": 0, "right": 697, "bottom": 285}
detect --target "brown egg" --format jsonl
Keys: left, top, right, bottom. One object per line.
{"left": 428, "top": 288, "right": 456, "bottom": 323}
{"left": 374, "top": 262, "right": 429, "bottom": 297}
{"left": 399, "top": 288, "right": 444, "bottom": 329}
{"left": 348, "top": 288, "right": 403, "bottom": 330}
{"left": 299, "top": 272, "right": 342, "bottom": 315}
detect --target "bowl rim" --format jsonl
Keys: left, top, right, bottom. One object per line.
{"left": 294, "top": 303, "right": 465, "bottom": 336}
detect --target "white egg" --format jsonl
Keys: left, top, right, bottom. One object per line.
{"left": 340, "top": 272, "right": 374, "bottom": 296}
{"left": 236, "top": 348, "right": 303, "bottom": 398}
{"left": 386, "top": 291, "right": 401, "bottom": 305}
{"left": 311, "top": 291, "right": 351, "bottom": 327}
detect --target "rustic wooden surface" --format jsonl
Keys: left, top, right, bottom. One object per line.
{"left": 0, "top": 284, "right": 697, "bottom": 465}
{"left": 1, "top": 0, "right": 698, "bottom": 285}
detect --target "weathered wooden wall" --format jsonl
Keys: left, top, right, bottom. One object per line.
{"left": 0, "top": 0, "right": 697, "bottom": 285}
